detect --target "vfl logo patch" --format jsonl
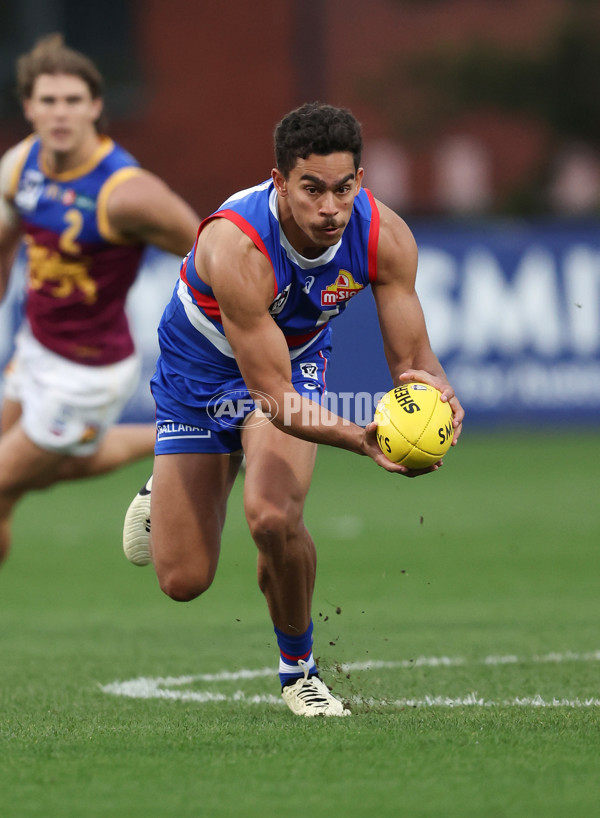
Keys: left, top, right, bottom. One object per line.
{"left": 15, "top": 169, "right": 44, "bottom": 212}
{"left": 321, "top": 270, "right": 363, "bottom": 307}
{"left": 299, "top": 362, "right": 318, "bottom": 380}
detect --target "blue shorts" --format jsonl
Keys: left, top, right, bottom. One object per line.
{"left": 151, "top": 343, "right": 331, "bottom": 454}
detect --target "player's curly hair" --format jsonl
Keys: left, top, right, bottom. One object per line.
{"left": 274, "top": 102, "right": 363, "bottom": 178}
{"left": 16, "top": 33, "right": 104, "bottom": 101}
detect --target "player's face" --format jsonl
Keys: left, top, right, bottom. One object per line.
{"left": 24, "top": 73, "right": 103, "bottom": 164}
{"left": 272, "top": 153, "right": 363, "bottom": 258}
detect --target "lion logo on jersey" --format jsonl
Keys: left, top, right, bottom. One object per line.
{"left": 26, "top": 239, "right": 97, "bottom": 304}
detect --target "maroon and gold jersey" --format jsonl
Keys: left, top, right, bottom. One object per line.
{"left": 7, "top": 136, "right": 145, "bottom": 365}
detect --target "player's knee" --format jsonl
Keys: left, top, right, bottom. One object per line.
{"left": 157, "top": 564, "right": 215, "bottom": 602}
{"left": 246, "top": 499, "right": 302, "bottom": 553}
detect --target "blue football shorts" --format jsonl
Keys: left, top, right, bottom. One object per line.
{"left": 151, "top": 343, "right": 331, "bottom": 454}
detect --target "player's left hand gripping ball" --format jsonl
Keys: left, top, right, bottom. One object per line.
{"left": 374, "top": 382, "right": 453, "bottom": 469}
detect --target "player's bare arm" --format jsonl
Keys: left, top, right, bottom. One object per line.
{"left": 0, "top": 221, "right": 22, "bottom": 303}
{"left": 196, "top": 219, "right": 405, "bottom": 473}
{"left": 105, "top": 170, "right": 199, "bottom": 257}
{"left": 0, "top": 147, "right": 23, "bottom": 302}
{"left": 372, "top": 201, "right": 464, "bottom": 443}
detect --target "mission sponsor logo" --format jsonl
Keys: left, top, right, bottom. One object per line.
{"left": 321, "top": 270, "right": 363, "bottom": 307}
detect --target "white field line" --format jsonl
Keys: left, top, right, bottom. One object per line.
{"left": 100, "top": 650, "right": 600, "bottom": 708}
{"left": 363, "top": 694, "right": 600, "bottom": 709}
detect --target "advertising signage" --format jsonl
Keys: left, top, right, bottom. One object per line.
{"left": 325, "top": 220, "right": 600, "bottom": 426}
{"left": 1, "top": 222, "right": 599, "bottom": 427}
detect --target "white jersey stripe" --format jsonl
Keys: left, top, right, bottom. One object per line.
{"left": 178, "top": 279, "right": 236, "bottom": 358}
{"left": 177, "top": 278, "right": 326, "bottom": 361}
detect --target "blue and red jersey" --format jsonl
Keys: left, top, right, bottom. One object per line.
{"left": 163, "top": 179, "right": 380, "bottom": 376}
{"left": 8, "top": 136, "right": 145, "bottom": 365}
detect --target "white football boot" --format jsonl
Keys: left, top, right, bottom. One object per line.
{"left": 281, "top": 660, "right": 350, "bottom": 717}
{"left": 122, "top": 476, "right": 152, "bottom": 566}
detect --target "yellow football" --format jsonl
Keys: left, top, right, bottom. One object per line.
{"left": 374, "top": 382, "right": 454, "bottom": 469}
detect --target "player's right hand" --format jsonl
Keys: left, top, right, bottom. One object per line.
{"left": 362, "top": 421, "right": 442, "bottom": 477}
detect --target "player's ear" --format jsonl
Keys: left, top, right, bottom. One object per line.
{"left": 91, "top": 97, "right": 104, "bottom": 126}
{"left": 272, "top": 168, "right": 288, "bottom": 196}
{"left": 23, "top": 98, "right": 33, "bottom": 124}
{"left": 355, "top": 167, "right": 364, "bottom": 192}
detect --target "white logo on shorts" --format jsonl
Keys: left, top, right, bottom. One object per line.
{"left": 299, "top": 362, "right": 318, "bottom": 380}
{"left": 156, "top": 421, "right": 212, "bottom": 440}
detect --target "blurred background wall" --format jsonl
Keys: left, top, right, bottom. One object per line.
{"left": 1, "top": 0, "right": 599, "bottom": 425}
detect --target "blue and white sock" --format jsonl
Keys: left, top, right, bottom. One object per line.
{"left": 275, "top": 620, "right": 318, "bottom": 687}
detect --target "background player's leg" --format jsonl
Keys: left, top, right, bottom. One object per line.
{"left": 0, "top": 423, "right": 66, "bottom": 562}
{"left": 55, "top": 424, "right": 156, "bottom": 481}
{"left": 241, "top": 415, "right": 317, "bottom": 636}
{"left": 150, "top": 451, "right": 242, "bottom": 602}
{"left": 1, "top": 397, "right": 22, "bottom": 435}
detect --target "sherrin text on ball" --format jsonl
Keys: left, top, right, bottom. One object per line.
{"left": 374, "top": 382, "right": 453, "bottom": 469}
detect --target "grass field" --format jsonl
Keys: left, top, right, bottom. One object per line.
{"left": 1, "top": 429, "right": 599, "bottom": 817}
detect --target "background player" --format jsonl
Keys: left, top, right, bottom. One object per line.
{"left": 0, "top": 34, "right": 199, "bottom": 564}
{"left": 123, "top": 102, "right": 464, "bottom": 716}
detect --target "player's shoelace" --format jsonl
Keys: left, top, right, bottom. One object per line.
{"left": 281, "top": 659, "right": 350, "bottom": 716}
{"left": 293, "top": 677, "right": 334, "bottom": 708}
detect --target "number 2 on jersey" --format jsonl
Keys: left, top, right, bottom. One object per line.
{"left": 59, "top": 208, "right": 84, "bottom": 255}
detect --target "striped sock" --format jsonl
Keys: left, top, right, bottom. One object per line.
{"left": 275, "top": 620, "right": 318, "bottom": 687}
